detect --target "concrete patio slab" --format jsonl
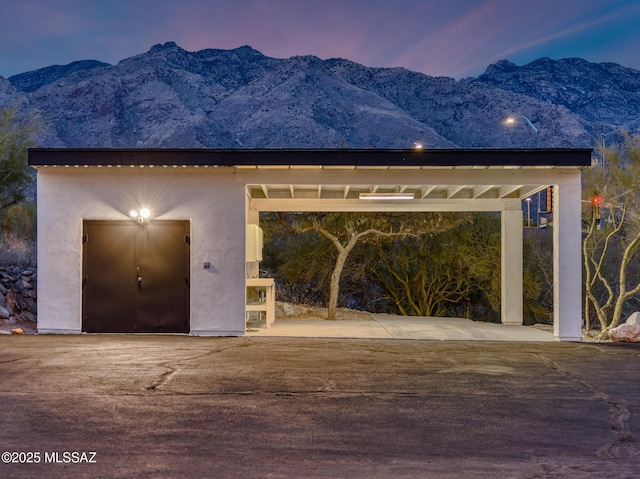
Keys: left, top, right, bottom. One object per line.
{"left": 248, "top": 318, "right": 393, "bottom": 338}
{"left": 246, "top": 315, "right": 556, "bottom": 341}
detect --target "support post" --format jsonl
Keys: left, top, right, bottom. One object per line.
{"left": 245, "top": 203, "right": 260, "bottom": 279}
{"left": 501, "top": 203, "right": 523, "bottom": 325}
{"left": 553, "top": 177, "right": 583, "bottom": 341}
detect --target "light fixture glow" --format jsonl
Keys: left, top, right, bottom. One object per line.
{"left": 130, "top": 207, "right": 151, "bottom": 223}
{"left": 504, "top": 115, "right": 538, "bottom": 133}
{"left": 359, "top": 193, "right": 415, "bottom": 200}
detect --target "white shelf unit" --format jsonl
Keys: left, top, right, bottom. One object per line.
{"left": 246, "top": 278, "right": 275, "bottom": 328}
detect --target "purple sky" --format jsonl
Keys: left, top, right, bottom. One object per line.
{"left": 1, "top": 0, "right": 640, "bottom": 79}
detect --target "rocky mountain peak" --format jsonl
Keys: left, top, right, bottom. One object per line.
{"left": 481, "top": 59, "right": 518, "bottom": 75}
{"left": 478, "top": 57, "right": 640, "bottom": 128}
{"left": 1, "top": 43, "right": 639, "bottom": 150}
{"left": 8, "top": 60, "right": 110, "bottom": 92}
{"left": 149, "top": 41, "right": 180, "bottom": 52}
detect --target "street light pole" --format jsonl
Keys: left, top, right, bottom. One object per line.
{"left": 506, "top": 116, "right": 540, "bottom": 229}
{"left": 505, "top": 115, "right": 539, "bottom": 148}
{"left": 506, "top": 115, "right": 539, "bottom": 134}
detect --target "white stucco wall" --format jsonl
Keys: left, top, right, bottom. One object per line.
{"left": 36, "top": 166, "right": 246, "bottom": 335}
{"left": 35, "top": 160, "right": 585, "bottom": 341}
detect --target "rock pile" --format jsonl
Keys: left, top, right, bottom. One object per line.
{"left": 0, "top": 267, "right": 37, "bottom": 324}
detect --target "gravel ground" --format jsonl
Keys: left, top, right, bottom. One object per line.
{"left": 0, "top": 317, "right": 36, "bottom": 335}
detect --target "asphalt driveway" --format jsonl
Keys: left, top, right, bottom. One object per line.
{"left": 1, "top": 335, "right": 640, "bottom": 478}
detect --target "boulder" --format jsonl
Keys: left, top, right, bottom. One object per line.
{"left": 6, "top": 290, "right": 23, "bottom": 311}
{"left": 278, "top": 302, "right": 297, "bottom": 317}
{"left": 19, "top": 311, "right": 36, "bottom": 323}
{"left": 275, "top": 301, "right": 313, "bottom": 317}
{"left": 609, "top": 312, "right": 640, "bottom": 342}
{"left": 24, "top": 297, "right": 37, "bottom": 313}
{"left": 291, "top": 304, "right": 311, "bottom": 316}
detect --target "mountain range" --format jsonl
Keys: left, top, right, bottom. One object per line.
{"left": 2, "top": 41, "right": 640, "bottom": 150}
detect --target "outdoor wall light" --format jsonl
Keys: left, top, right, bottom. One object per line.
{"left": 359, "top": 193, "right": 415, "bottom": 200}
{"left": 130, "top": 207, "right": 151, "bottom": 224}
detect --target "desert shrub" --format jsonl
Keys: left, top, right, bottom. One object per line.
{"left": 0, "top": 202, "right": 37, "bottom": 267}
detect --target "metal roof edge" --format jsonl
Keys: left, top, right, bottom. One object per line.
{"left": 28, "top": 147, "right": 594, "bottom": 168}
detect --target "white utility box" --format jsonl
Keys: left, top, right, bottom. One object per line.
{"left": 246, "top": 224, "right": 264, "bottom": 262}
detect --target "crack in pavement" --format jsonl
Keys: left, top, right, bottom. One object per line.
{"left": 0, "top": 357, "right": 27, "bottom": 364}
{"left": 536, "top": 353, "right": 640, "bottom": 459}
{"left": 130, "top": 389, "right": 425, "bottom": 398}
{"left": 145, "top": 341, "right": 255, "bottom": 392}
{"left": 146, "top": 364, "right": 178, "bottom": 391}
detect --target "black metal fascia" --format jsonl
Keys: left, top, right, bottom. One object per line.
{"left": 28, "top": 148, "right": 594, "bottom": 168}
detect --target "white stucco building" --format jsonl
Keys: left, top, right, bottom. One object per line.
{"left": 29, "top": 148, "right": 591, "bottom": 341}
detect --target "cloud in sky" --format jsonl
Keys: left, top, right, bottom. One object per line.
{"left": 1, "top": 0, "right": 640, "bottom": 78}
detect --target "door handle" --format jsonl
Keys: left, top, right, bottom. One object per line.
{"left": 136, "top": 266, "right": 143, "bottom": 289}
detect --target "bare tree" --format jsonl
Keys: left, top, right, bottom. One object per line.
{"left": 278, "top": 212, "right": 463, "bottom": 320}
{"left": 583, "top": 136, "right": 640, "bottom": 337}
{"left": 364, "top": 212, "right": 501, "bottom": 319}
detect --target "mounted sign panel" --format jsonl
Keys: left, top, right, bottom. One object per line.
{"left": 82, "top": 220, "right": 190, "bottom": 333}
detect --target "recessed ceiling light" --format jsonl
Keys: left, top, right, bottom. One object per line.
{"left": 359, "top": 193, "right": 415, "bottom": 200}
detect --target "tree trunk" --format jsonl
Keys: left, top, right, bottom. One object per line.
{"left": 583, "top": 216, "right": 596, "bottom": 331}
{"left": 320, "top": 228, "right": 374, "bottom": 320}
{"left": 318, "top": 227, "right": 416, "bottom": 320}
{"left": 327, "top": 248, "right": 349, "bottom": 320}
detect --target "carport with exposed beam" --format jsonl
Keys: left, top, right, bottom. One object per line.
{"left": 237, "top": 149, "right": 590, "bottom": 341}
{"left": 29, "top": 148, "right": 591, "bottom": 341}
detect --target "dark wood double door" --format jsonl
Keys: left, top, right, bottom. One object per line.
{"left": 82, "top": 221, "right": 190, "bottom": 333}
